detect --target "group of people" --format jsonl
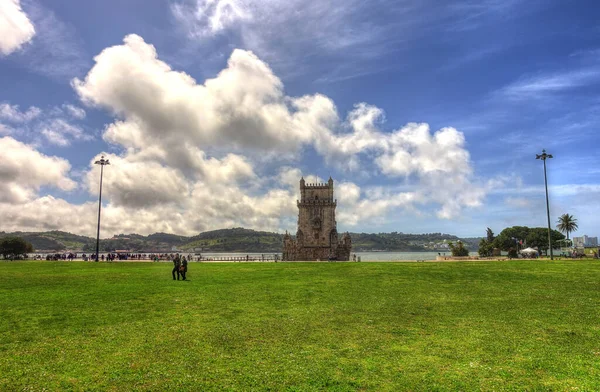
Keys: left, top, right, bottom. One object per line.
{"left": 153, "top": 253, "right": 198, "bottom": 262}
{"left": 44, "top": 253, "right": 77, "bottom": 261}
{"left": 171, "top": 254, "right": 188, "bottom": 281}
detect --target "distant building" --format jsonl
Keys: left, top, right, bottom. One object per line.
{"left": 573, "top": 235, "right": 598, "bottom": 248}
{"left": 283, "top": 177, "right": 352, "bottom": 261}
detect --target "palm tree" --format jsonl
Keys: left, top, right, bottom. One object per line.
{"left": 556, "top": 213, "right": 578, "bottom": 240}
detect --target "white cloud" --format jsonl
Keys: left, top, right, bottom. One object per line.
{"left": 0, "top": 0, "right": 35, "bottom": 55}
{"left": 194, "top": 151, "right": 256, "bottom": 183}
{"left": 505, "top": 197, "right": 531, "bottom": 208}
{"left": 309, "top": 105, "right": 481, "bottom": 219}
{"left": 40, "top": 129, "right": 69, "bottom": 147}
{"left": 72, "top": 34, "right": 325, "bottom": 172}
{"left": 0, "top": 102, "right": 92, "bottom": 146}
{"left": 335, "top": 182, "right": 416, "bottom": 227}
{"left": 170, "top": 0, "right": 432, "bottom": 82}
{"left": 39, "top": 119, "right": 91, "bottom": 146}
{"left": 447, "top": 0, "right": 525, "bottom": 31}
{"left": 172, "top": 0, "right": 252, "bottom": 37}
{"left": 0, "top": 103, "right": 41, "bottom": 122}
{"left": 70, "top": 34, "right": 487, "bottom": 223}
{"left": 85, "top": 153, "right": 191, "bottom": 208}
{"left": 6, "top": 1, "right": 89, "bottom": 79}
{"left": 0, "top": 196, "right": 93, "bottom": 234}
{"left": 62, "top": 104, "right": 86, "bottom": 119}
{"left": 67, "top": 148, "right": 290, "bottom": 235}
{"left": 0, "top": 33, "right": 493, "bottom": 237}
{"left": 500, "top": 69, "right": 600, "bottom": 99}
{"left": 277, "top": 167, "right": 303, "bottom": 191}
{"left": 0, "top": 136, "right": 75, "bottom": 203}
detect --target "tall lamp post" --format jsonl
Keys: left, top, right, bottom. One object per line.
{"left": 536, "top": 149, "right": 553, "bottom": 260}
{"left": 94, "top": 155, "right": 110, "bottom": 262}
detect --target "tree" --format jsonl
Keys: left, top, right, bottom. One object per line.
{"left": 486, "top": 227, "right": 495, "bottom": 243}
{"left": 448, "top": 241, "right": 469, "bottom": 257}
{"left": 493, "top": 226, "right": 565, "bottom": 256}
{"left": 526, "top": 228, "right": 564, "bottom": 255}
{"left": 492, "top": 226, "right": 530, "bottom": 251}
{"left": 478, "top": 238, "right": 494, "bottom": 257}
{"left": 0, "top": 237, "right": 34, "bottom": 260}
{"left": 478, "top": 228, "right": 495, "bottom": 257}
{"left": 556, "top": 213, "right": 578, "bottom": 241}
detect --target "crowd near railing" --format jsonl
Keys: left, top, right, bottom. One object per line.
{"left": 27, "top": 252, "right": 282, "bottom": 262}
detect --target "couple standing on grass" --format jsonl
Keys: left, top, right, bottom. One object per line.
{"left": 171, "top": 253, "right": 188, "bottom": 281}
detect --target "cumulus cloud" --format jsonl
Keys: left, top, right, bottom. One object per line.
{"left": 0, "top": 0, "right": 35, "bottom": 55}
{"left": 307, "top": 104, "right": 482, "bottom": 218}
{"left": 72, "top": 35, "right": 317, "bottom": 169}
{"left": 335, "top": 182, "right": 416, "bottom": 226}
{"left": 85, "top": 153, "right": 191, "bottom": 208}
{"left": 0, "top": 137, "right": 75, "bottom": 203}
{"left": 69, "top": 34, "right": 486, "bottom": 224}
{"left": 0, "top": 34, "right": 488, "bottom": 236}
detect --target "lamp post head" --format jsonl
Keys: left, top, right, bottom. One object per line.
{"left": 94, "top": 155, "right": 110, "bottom": 166}
{"left": 536, "top": 149, "right": 553, "bottom": 161}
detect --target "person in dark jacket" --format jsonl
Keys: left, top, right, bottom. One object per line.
{"left": 172, "top": 254, "right": 181, "bottom": 280}
{"left": 181, "top": 256, "right": 188, "bottom": 280}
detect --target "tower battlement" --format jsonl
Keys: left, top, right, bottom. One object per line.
{"left": 300, "top": 176, "right": 333, "bottom": 189}
{"left": 299, "top": 176, "right": 334, "bottom": 203}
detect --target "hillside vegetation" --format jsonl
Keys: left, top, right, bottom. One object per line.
{"left": 0, "top": 228, "right": 480, "bottom": 252}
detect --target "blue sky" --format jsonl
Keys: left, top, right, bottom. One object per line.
{"left": 0, "top": 0, "right": 599, "bottom": 239}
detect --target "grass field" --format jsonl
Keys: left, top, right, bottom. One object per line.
{"left": 1, "top": 260, "right": 599, "bottom": 391}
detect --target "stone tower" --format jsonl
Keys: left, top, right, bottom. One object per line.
{"left": 283, "top": 177, "right": 352, "bottom": 261}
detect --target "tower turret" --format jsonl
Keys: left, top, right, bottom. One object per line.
{"left": 300, "top": 176, "right": 306, "bottom": 201}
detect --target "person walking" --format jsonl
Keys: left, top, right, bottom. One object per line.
{"left": 181, "top": 256, "right": 188, "bottom": 281}
{"left": 172, "top": 254, "right": 181, "bottom": 280}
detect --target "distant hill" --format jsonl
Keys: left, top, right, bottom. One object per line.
{"left": 184, "top": 228, "right": 284, "bottom": 252}
{"left": 0, "top": 228, "right": 481, "bottom": 252}
{"left": 352, "top": 232, "right": 452, "bottom": 251}
{"left": 0, "top": 230, "right": 93, "bottom": 252}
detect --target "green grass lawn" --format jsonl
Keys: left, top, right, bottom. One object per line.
{"left": 1, "top": 260, "right": 599, "bottom": 391}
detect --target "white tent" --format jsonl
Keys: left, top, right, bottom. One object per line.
{"left": 520, "top": 247, "right": 538, "bottom": 255}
